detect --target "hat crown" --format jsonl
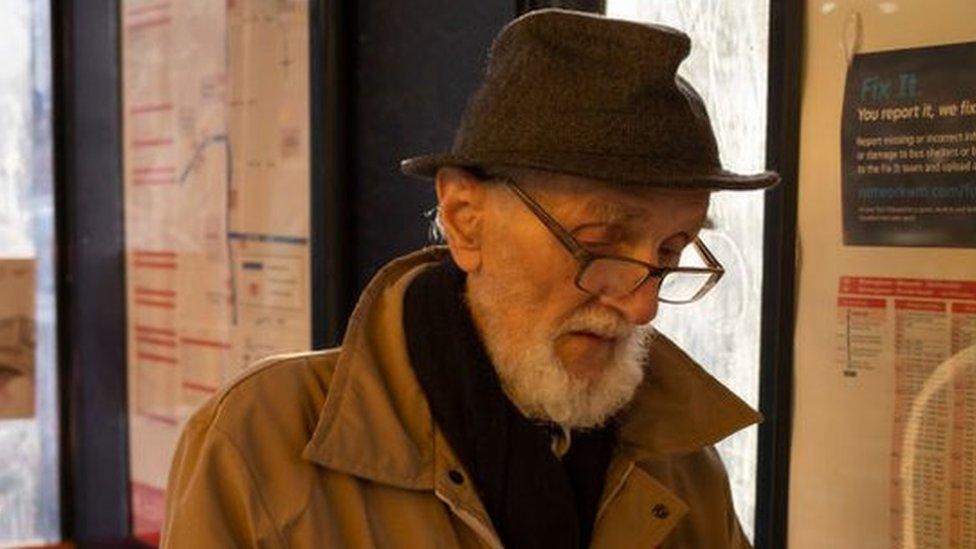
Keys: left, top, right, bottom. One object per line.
{"left": 453, "top": 9, "right": 720, "bottom": 174}
{"left": 490, "top": 10, "right": 689, "bottom": 107}
{"left": 400, "top": 9, "right": 780, "bottom": 191}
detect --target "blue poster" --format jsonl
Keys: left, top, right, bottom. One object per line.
{"left": 842, "top": 42, "right": 976, "bottom": 247}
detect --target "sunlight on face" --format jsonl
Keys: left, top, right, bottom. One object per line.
{"left": 465, "top": 170, "right": 710, "bottom": 428}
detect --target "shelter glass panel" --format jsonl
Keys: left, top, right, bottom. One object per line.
{"left": 0, "top": 0, "right": 60, "bottom": 545}
{"left": 606, "top": 1, "right": 770, "bottom": 541}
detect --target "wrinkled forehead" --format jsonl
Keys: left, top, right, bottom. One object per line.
{"left": 505, "top": 168, "right": 711, "bottom": 225}
{"left": 574, "top": 188, "right": 710, "bottom": 228}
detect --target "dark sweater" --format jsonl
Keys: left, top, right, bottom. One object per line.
{"left": 403, "top": 258, "right": 615, "bottom": 549}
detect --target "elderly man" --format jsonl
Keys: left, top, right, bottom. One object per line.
{"left": 162, "top": 8, "right": 778, "bottom": 549}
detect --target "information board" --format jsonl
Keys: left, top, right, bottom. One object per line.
{"left": 842, "top": 43, "right": 976, "bottom": 247}
{"left": 120, "top": 0, "right": 310, "bottom": 539}
{"left": 835, "top": 276, "right": 976, "bottom": 547}
{"left": 790, "top": 2, "right": 976, "bottom": 548}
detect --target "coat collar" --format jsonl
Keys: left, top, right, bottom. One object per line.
{"left": 302, "top": 247, "right": 761, "bottom": 486}
{"left": 617, "top": 332, "right": 762, "bottom": 460}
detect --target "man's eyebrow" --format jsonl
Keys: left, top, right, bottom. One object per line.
{"left": 580, "top": 200, "right": 645, "bottom": 225}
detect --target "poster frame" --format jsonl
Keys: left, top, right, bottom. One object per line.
{"left": 755, "top": 1, "right": 803, "bottom": 548}
{"left": 52, "top": 0, "right": 132, "bottom": 541}
{"left": 53, "top": 0, "right": 336, "bottom": 542}
{"left": 312, "top": 0, "right": 355, "bottom": 348}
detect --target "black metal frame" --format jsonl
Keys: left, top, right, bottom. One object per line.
{"left": 756, "top": 1, "right": 803, "bottom": 548}
{"left": 311, "top": 0, "right": 357, "bottom": 349}
{"left": 52, "top": 0, "right": 352, "bottom": 541}
{"left": 53, "top": 0, "right": 132, "bottom": 542}
{"left": 49, "top": 0, "right": 348, "bottom": 543}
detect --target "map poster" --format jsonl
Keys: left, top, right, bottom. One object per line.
{"left": 841, "top": 42, "right": 976, "bottom": 247}
{"left": 0, "top": 259, "right": 35, "bottom": 419}
{"left": 121, "top": 0, "right": 310, "bottom": 539}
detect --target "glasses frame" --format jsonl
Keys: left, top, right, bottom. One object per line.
{"left": 502, "top": 178, "right": 725, "bottom": 304}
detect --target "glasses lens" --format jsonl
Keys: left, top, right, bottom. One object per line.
{"left": 676, "top": 241, "right": 707, "bottom": 268}
{"left": 659, "top": 271, "right": 716, "bottom": 303}
{"left": 578, "top": 258, "right": 651, "bottom": 297}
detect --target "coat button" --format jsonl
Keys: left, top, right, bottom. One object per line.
{"left": 448, "top": 470, "right": 464, "bottom": 485}
{"left": 652, "top": 503, "right": 670, "bottom": 519}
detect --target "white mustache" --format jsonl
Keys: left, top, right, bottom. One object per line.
{"left": 556, "top": 307, "right": 633, "bottom": 339}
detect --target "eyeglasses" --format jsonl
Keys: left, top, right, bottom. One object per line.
{"left": 503, "top": 179, "right": 724, "bottom": 304}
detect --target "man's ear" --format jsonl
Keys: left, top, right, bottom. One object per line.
{"left": 435, "top": 167, "right": 487, "bottom": 273}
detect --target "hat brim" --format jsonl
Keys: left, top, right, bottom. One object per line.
{"left": 401, "top": 151, "right": 779, "bottom": 191}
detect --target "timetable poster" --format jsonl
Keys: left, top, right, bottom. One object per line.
{"left": 835, "top": 276, "right": 976, "bottom": 547}
{"left": 841, "top": 42, "right": 976, "bottom": 247}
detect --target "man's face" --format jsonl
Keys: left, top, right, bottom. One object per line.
{"left": 441, "top": 169, "right": 710, "bottom": 427}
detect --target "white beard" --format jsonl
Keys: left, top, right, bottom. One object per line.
{"left": 470, "top": 296, "right": 653, "bottom": 430}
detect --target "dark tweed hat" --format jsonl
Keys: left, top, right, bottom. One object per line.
{"left": 401, "top": 9, "right": 779, "bottom": 190}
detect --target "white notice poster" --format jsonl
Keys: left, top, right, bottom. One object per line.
{"left": 121, "top": 0, "right": 310, "bottom": 539}
{"left": 835, "top": 276, "right": 976, "bottom": 547}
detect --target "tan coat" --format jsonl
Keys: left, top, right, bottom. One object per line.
{"left": 162, "top": 248, "right": 761, "bottom": 548}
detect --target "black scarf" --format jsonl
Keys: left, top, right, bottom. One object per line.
{"left": 403, "top": 258, "right": 615, "bottom": 548}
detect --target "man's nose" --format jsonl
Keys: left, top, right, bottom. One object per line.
{"left": 598, "top": 276, "right": 660, "bottom": 326}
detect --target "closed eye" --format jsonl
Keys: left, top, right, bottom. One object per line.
{"left": 573, "top": 223, "right": 623, "bottom": 249}
{"left": 578, "top": 239, "right": 616, "bottom": 250}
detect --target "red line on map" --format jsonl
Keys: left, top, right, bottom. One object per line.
{"left": 136, "top": 335, "right": 177, "bottom": 347}
{"left": 127, "top": 16, "right": 172, "bottom": 32}
{"left": 135, "top": 287, "right": 176, "bottom": 298}
{"left": 132, "top": 137, "right": 173, "bottom": 148}
{"left": 133, "top": 261, "right": 177, "bottom": 270}
{"left": 182, "top": 381, "right": 218, "bottom": 393}
{"left": 180, "top": 337, "right": 232, "bottom": 349}
{"left": 138, "top": 352, "right": 178, "bottom": 365}
{"left": 136, "top": 286, "right": 176, "bottom": 297}
{"left": 129, "top": 103, "right": 173, "bottom": 115}
{"left": 126, "top": 2, "right": 170, "bottom": 17}
{"left": 134, "top": 324, "right": 176, "bottom": 337}
{"left": 136, "top": 410, "right": 178, "bottom": 426}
